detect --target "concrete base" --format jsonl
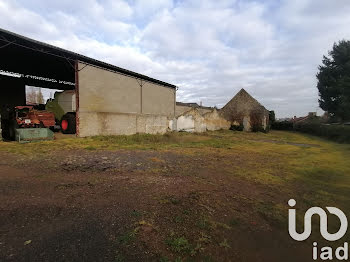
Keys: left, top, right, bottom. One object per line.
{"left": 78, "top": 112, "right": 169, "bottom": 137}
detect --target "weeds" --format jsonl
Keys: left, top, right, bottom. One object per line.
{"left": 166, "top": 236, "right": 192, "bottom": 254}
{"left": 116, "top": 231, "right": 136, "bottom": 246}
{"left": 218, "top": 239, "right": 230, "bottom": 249}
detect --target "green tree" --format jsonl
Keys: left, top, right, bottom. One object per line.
{"left": 317, "top": 40, "right": 350, "bottom": 121}
{"left": 269, "top": 110, "right": 276, "bottom": 124}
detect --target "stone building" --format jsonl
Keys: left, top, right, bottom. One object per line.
{"left": 220, "top": 89, "right": 269, "bottom": 131}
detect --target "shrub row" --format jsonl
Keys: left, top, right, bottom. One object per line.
{"left": 271, "top": 121, "right": 294, "bottom": 131}
{"left": 271, "top": 120, "right": 350, "bottom": 143}
{"left": 293, "top": 123, "right": 350, "bottom": 143}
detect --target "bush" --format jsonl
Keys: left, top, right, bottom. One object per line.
{"left": 251, "top": 125, "right": 266, "bottom": 133}
{"left": 230, "top": 124, "right": 243, "bottom": 131}
{"left": 271, "top": 121, "right": 293, "bottom": 130}
{"left": 294, "top": 122, "right": 350, "bottom": 143}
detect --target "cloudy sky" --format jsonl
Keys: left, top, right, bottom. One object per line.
{"left": 0, "top": 0, "right": 349, "bottom": 117}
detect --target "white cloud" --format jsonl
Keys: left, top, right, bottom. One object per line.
{"left": 0, "top": 0, "right": 349, "bottom": 117}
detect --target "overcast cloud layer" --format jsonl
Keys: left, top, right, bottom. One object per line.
{"left": 1, "top": 0, "right": 349, "bottom": 117}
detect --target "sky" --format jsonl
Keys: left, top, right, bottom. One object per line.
{"left": 0, "top": 0, "right": 349, "bottom": 118}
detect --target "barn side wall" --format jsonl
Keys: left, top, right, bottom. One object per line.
{"left": 77, "top": 62, "right": 175, "bottom": 137}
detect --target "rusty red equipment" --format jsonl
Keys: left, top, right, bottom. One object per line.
{"left": 14, "top": 106, "right": 55, "bottom": 128}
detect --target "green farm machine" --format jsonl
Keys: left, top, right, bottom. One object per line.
{"left": 46, "top": 90, "right": 77, "bottom": 134}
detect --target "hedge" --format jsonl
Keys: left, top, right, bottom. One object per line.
{"left": 271, "top": 121, "right": 293, "bottom": 131}
{"left": 293, "top": 123, "right": 350, "bottom": 143}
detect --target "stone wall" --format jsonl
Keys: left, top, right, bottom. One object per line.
{"left": 176, "top": 108, "right": 230, "bottom": 132}
{"left": 203, "top": 109, "right": 231, "bottom": 131}
{"left": 175, "top": 104, "right": 213, "bottom": 117}
{"left": 220, "top": 89, "right": 269, "bottom": 131}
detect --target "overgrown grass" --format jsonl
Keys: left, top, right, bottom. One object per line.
{"left": 165, "top": 236, "right": 192, "bottom": 254}
{"left": 2, "top": 130, "right": 350, "bottom": 258}
{"left": 1, "top": 130, "right": 350, "bottom": 220}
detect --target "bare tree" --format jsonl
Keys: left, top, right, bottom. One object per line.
{"left": 37, "top": 88, "right": 44, "bottom": 104}
{"left": 26, "top": 87, "right": 37, "bottom": 104}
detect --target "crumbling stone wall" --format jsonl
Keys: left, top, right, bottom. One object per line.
{"left": 175, "top": 104, "right": 212, "bottom": 117}
{"left": 176, "top": 109, "right": 205, "bottom": 132}
{"left": 176, "top": 108, "right": 230, "bottom": 132}
{"left": 203, "top": 109, "right": 231, "bottom": 131}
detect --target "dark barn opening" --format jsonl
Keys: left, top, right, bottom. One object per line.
{"left": 0, "top": 28, "right": 76, "bottom": 139}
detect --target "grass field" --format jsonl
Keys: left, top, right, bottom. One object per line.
{"left": 1, "top": 130, "right": 350, "bottom": 261}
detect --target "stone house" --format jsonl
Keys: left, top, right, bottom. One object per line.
{"left": 220, "top": 89, "right": 269, "bottom": 131}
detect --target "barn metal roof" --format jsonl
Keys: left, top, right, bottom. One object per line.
{"left": 0, "top": 28, "right": 176, "bottom": 89}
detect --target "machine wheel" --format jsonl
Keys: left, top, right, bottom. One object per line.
{"left": 61, "top": 113, "right": 76, "bottom": 134}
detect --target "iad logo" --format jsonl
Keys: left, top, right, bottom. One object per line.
{"left": 288, "top": 199, "right": 348, "bottom": 241}
{"left": 288, "top": 199, "right": 349, "bottom": 260}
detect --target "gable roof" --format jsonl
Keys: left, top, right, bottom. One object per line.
{"left": 222, "top": 88, "right": 268, "bottom": 111}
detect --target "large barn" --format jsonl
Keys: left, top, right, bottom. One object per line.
{"left": 0, "top": 28, "right": 177, "bottom": 138}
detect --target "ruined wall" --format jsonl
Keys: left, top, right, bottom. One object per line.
{"left": 198, "top": 108, "right": 213, "bottom": 116}
{"left": 176, "top": 105, "right": 192, "bottom": 117}
{"left": 203, "top": 110, "right": 231, "bottom": 131}
{"left": 176, "top": 105, "right": 213, "bottom": 117}
{"left": 177, "top": 114, "right": 195, "bottom": 132}
{"left": 77, "top": 62, "right": 175, "bottom": 137}
{"left": 176, "top": 108, "right": 230, "bottom": 133}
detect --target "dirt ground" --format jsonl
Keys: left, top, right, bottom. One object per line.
{"left": 1, "top": 131, "right": 349, "bottom": 262}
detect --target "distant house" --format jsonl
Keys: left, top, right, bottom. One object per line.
{"left": 220, "top": 89, "right": 270, "bottom": 131}
{"left": 293, "top": 112, "right": 318, "bottom": 124}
